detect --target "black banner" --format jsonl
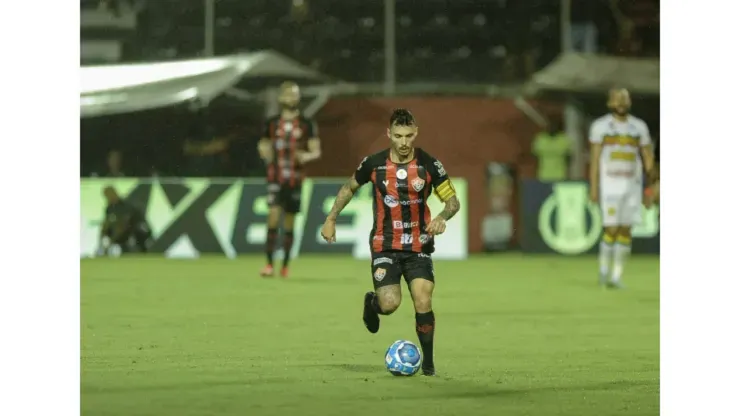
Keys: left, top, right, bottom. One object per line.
{"left": 520, "top": 180, "right": 660, "bottom": 254}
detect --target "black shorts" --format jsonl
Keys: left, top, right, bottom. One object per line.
{"left": 267, "top": 182, "right": 302, "bottom": 214}
{"left": 370, "top": 251, "right": 435, "bottom": 289}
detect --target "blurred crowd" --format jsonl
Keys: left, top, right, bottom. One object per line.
{"left": 80, "top": 0, "right": 659, "bottom": 178}
{"left": 82, "top": 0, "right": 658, "bottom": 81}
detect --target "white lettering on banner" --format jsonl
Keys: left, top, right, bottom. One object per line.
{"left": 393, "top": 220, "right": 419, "bottom": 229}
{"left": 384, "top": 195, "right": 399, "bottom": 208}
{"left": 373, "top": 257, "right": 393, "bottom": 266}
{"left": 79, "top": 178, "right": 468, "bottom": 260}
{"left": 401, "top": 234, "right": 413, "bottom": 244}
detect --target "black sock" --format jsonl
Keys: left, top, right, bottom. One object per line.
{"left": 265, "top": 228, "right": 278, "bottom": 266}
{"left": 415, "top": 311, "right": 435, "bottom": 367}
{"left": 282, "top": 230, "right": 294, "bottom": 268}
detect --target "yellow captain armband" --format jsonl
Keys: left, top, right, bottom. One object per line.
{"left": 434, "top": 179, "right": 457, "bottom": 202}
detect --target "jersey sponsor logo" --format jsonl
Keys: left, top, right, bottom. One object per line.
{"left": 393, "top": 220, "right": 419, "bottom": 229}
{"left": 609, "top": 151, "right": 637, "bottom": 161}
{"left": 602, "top": 135, "right": 640, "bottom": 147}
{"left": 411, "top": 177, "right": 425, "bottom": 192}
{"left": 400, "top": 234, "right": 414, "bottom": 245}
{"left": 374, "top": 267, "right": 387, "bottom": 281}
{"left": 399, "top": 198, "right": 423, "bottom": 206}
{"left": 605, "top": 169, "right": 636, "bottom": 177}
{"left": 396, "top": 169, "right": 408, "bottom": 180}
{"left": 373, "top": 235, "right": 384, "bottom": 241}
{"left": 433, "top": 161, "right": 446, "bottom": 176}
{"left": 373, "top": 256, "right": 393, "bottom": 266}
{"left": 384, "top": 195, "right": 399, "bottom": 208}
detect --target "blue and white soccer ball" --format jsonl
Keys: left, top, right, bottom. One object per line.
{"left": 385, "top": 340, "right": 422, "bottom": 376}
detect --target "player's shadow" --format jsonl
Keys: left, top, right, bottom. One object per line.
{"left": 401, "top": 378, "right": 656, "bottom": 401}
{"left": 316, "top": 363, "right": 379, "bottom": 373}
{"left": 283, "top": 277, "right": 357, "bottom": 285}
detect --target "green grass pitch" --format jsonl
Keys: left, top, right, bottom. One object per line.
{"left": 81, "top": 254, "right": 659, "bottom": 416}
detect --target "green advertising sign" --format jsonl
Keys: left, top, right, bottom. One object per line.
{"left": 80, "top": 178, "right": 468, "bottom": 259}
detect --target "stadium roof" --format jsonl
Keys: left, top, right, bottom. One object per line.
{"left": 80, "top": 50, "right": 327, "bottom": 117}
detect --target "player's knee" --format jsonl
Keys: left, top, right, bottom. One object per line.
{"left": 267, "top": 209, "right": 281, "bottom": 227}
{"left": 283, "top": 214, "right": 296, "bottom": 230}
{"left": 413, "top": 296, "right": 432, "bottom": 314}
{"left": 377, "top": 296, "right": 400, "bottom": 315}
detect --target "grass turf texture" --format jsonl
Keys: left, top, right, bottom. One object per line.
{"left": 81, "top": 254, "right": 659, "bottom": 416}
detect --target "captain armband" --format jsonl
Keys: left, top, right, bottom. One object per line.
{"left": 434, "top": 179, "right": 457, "bottom": 202}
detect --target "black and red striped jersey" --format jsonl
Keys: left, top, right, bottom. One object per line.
{"left": 262, "top": 115, "right": 318, "bottom": 187}
{"left": 354, "top": 148, "right": 457, "bottom": 254}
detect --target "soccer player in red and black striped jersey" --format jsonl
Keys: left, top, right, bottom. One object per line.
{"left": 320, "top": 109, "right": 461, "bottom": 376}
{"left": 257, "top": 82, "right": 321, "bottom": 278}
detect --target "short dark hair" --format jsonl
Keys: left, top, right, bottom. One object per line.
{"left": 389, "top": 108, "right": 415, "bottom": 127}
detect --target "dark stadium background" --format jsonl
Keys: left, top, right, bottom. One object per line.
{"left": 80, "top": 1, "right": 659, "bottom": 415}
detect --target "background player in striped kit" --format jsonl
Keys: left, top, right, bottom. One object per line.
{"left": 257, "top": 81, "right": 322, "bottom": 278}
{"left": 589, "top": 88, "right": 656, "bottom": 288}
{"left": 320, "top": 109, "right": 461, "bottom": 376}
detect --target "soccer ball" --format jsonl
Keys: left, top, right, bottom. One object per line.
{"left": 385, "top": 340, "right": 422, "bottom": 376}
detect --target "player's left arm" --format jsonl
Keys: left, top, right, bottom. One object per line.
{"left": 426, "top": 158, "right": 461, "bottom": 235}
{"left": 638, "top": 121, "right": 657, "bottom": 181}
{"left": 298, "top": 120, "right": 322, "bottom": 164}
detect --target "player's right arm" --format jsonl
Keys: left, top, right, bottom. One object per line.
{"left": 588, "top": 121, "right": 602, "bottom": 203}
{"left": 257, "top": 120, "right": 273, "bottom": 163}
{"left": 321, "top": 157, "right": 373, "bottom": 242}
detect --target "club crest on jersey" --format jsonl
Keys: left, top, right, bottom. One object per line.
{"left": 382, "top": 180, "right": 389, "bottom": 187}
{"left": 374, "top": 268, "right": 386, "bottom": 281}
{"left": 411, "top": 177, "right": 425, "bottom": 192}
{"left": 396, "top": 169, "right": 408, "bottom": 180}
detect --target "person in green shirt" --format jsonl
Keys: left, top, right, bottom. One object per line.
{"left": 532, "top": 123, "right": 572, "bottom": 181}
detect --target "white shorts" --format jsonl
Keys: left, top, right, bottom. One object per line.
{"left": 600, "top": 178, "right": 643, "bottom": 227}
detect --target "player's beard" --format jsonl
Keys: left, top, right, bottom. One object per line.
{"left": 281, "top": 102, "right": 299, "bottom": 111}
{"left": 396, "top": 146, "right": 413, "bottom": 160}
{"left": 612, "top": 108, "right": 629, "bottom": 117}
